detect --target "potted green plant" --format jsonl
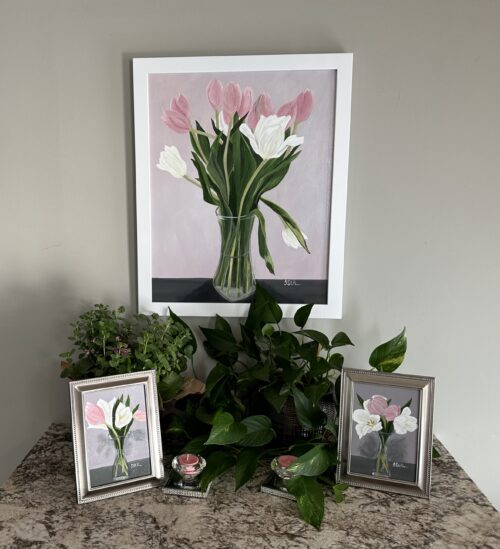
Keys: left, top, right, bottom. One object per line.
{"left": 165, "top": 285, "right": 407, "bottom": 529}
{"left": 59, "top": 304, "right": 201, "bottom": 407}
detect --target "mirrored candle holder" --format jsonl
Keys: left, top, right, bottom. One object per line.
{"left": 162, "top": 453, "right": 211, "bottom": 498}
{"left": 261, "top": 455, "right": 299, "bottom": 500}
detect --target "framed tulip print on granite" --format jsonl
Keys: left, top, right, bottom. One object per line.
{"left": 337, "top": 368, "right": 435, "bottom": 497}
{"left": 133, "top": 53, "right": 353, "bottom": 318}
{"left": 69, "top": 371, "right": 164, "bottom": 503}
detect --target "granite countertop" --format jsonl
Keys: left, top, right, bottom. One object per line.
{"left": 0, "top": 424, "right": 499, "bottom": 549}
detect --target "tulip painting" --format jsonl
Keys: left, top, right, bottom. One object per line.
{"left": 353, "top": 394, "right": 418, "bottom": 477}
{"left": 85, "top": 394, "right": 147, "bottom": 480}
{"left": 157, "top": 80, "right": 314, "bottom": 302}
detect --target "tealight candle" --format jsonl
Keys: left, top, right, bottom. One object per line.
{"left": 171, "top": 453, "right": 206, "bottom": 488}
{"left": 177, "top": 453, "right": 200, "bottom": 474}
{"left": 271, "top": 455, "right": 299, "bottom": 480}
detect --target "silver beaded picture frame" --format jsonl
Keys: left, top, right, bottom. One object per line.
{"left": 337, "top": 368, "right": 434, "bottom": 498}
{"left": 69, "top": 370, "right": 164, "bottom": 504}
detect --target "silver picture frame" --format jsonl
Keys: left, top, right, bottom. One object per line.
{"left": 69, "top": 371, "right": 164, "bottom": 504}
{"left": 337, "top": 368, "right": 434, "bottom": 498}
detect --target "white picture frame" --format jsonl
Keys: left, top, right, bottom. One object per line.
{"left": 133, "top": 53, "right": 353, "bottom": 318}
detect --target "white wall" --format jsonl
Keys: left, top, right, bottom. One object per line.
{"left": 0, "top": 0, "right": 499, "bottom": 510}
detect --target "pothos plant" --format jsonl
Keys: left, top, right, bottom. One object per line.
{"left": 166, "top": 285, "right": 407, "bottom": 529}
{"left": 60, "top": 304, "right": 197, "bottom": 407}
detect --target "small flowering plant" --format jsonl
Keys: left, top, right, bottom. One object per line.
{"left": 60, "top": 305, "right": 197, "bottom": 406}
{"left": 157, "top": 81, "right": 314, "bottom": 301}
{"left": 85, "top": 394, "right": 147, "bottom": 479}
{"left": 353, "top": 393, "right": 418, "bottom": 476}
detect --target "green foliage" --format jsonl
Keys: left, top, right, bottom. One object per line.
{"left": 162, "top": 285, "right": 408, "bottom": 529}
{"left": 59, "top": 305, "right": 196, "bottom": 407}
{"left": 369, "top": 328, "right": 407, "bottom": 372}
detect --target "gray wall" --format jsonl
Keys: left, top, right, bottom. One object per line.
{"left": 1, "top": 0, "right": 499, "bottom": 510}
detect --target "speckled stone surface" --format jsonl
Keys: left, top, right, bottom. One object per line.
{"left": 0, "top": 424, "right": 499, "bottom": 549}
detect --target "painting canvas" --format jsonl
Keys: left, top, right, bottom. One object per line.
{"left": 337, "top": 369, "right": 435, "bottom": 498}
{"left": 70, "top": 371, "right": 164, "bottom": 503}
{"left": 134, "top": 54, "right": 352, "bottom": 318}
{"left": 83, "top": 384, "right": 151, "bottom": 488}
{"left": 349, "top": 382, "right": 420, "bottom": 482}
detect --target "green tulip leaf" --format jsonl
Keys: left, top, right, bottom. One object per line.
{"left": 254, "top": 209, "right": 275, "bottom": 275}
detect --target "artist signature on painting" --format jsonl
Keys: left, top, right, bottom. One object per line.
{"left": 130, "top": 462, "right": 142, "bottom": 470}
{"left": 392, "top": 462, "right": 407, "bottom": 469}
{"left": 284, "top": 280, "right": 301, "bottom": 287}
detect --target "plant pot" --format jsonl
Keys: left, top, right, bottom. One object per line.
{"left": 268, "top": 394, "right": 337, "bottom": 446}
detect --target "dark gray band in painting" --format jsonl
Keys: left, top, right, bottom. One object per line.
{"left": 89, "top": 458, "right": 152, "bottom": 488}
{"left": 350, "top": 456, "right": 417, "bottom": 483}
{"left": 152, "top": 278, "right": 328, "bottom": 304}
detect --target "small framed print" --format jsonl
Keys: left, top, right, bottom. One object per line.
{"left": 69, "top": 371, "right": 164, "bottom": 504}
{"left": 337, "top": 368, "right": 435, "bottom": 498}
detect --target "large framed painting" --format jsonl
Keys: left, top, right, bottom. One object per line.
{"left": 133, "top": 53, "right": 353, "bottom": 317}
{"left": 69, "top": 371, "right": 164, "bottom": 503}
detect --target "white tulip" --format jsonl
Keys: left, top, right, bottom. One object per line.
{"left": 114, "top": 402, "right": 133, "bottom": 429}
{"left": 282, "top": 226, "right": 308, "bottom": 249}
{"left": 97, "top": 397, "right": 116, "bottom": 427}
{"left": 215, "top": 111, "right": 228, "bottom": 135}
{"left": 393, "top": 407, "right": 418, "bottom": 435}
{"left": 352, "top": 408, "right": 383, "bottom": 439}
{"left": 157, "top": 145, "right": 187, "bottom": 178}
{"left": 240, "top": 115, "right": 304, "bottom": 160}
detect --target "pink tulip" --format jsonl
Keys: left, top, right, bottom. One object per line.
{"left": 161, "top": 109, "right": 190, "bottom": 133}
{"left": 170, "top": 94, "right": 190, "bottom": 118}
{"left": 384, "top": 404, "right": 401, "bottom": 422}
{"left": 364, "top": 395, "right": 388, "bottom": 415}
{"left": 207, "top": 79, "right": 223, "bottom": 110}
{"left": 85, "top": 402, "right": 105, "bottom": 425}
{"left": 295, "top": 89, "right": 313, "bottom": 122}
{"left": 223, "top": 82, "right": 242, "bottom": 120}
{"left": 247, "top": 93, "right": 274, "bottom": 129}
{"left": 237, "top": 86, "right": 254, "bottom": 117}
{"left": 277, "top": 99, "right": 297, "bottom": 128}
{"left": 134, "top": 409, "right": 147, "bottom": 422}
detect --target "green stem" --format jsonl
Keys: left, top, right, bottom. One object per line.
{"left": 238, "top": 160, "right": 267, "bottom": 217}
{"left": 223, "top": 119, "right": 232, "bottom": 201}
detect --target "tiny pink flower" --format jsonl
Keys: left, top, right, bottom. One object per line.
{"left": 161, "top": 109, "right": 190, "bottom": 133}
{"left": 384, "top": 404, "right": 401, "bottom": 422}
{"left": 85, "top": 402, "right": 105, "bottom": 426}
{"left": 247, "top": 93, "right": 274, "bottom": 129}
{"left": 170, "top": 94, "right": 190, "bottom": 118}
{"left": 364, "top": 395, "right": 388, "bottom": 416}
{"left": 277, "top": 99, "right": 297, "bottom": 128}
{"left": 295, "top": 89, "right": 313, "bottom": 122}
{"left": 237, "top": 86, "right": 254, "bottom": 117}
{"left": 223, "top": 82, "right": 242, "bottom": 120}
{"left": 134, "top": 409, "right": 147, "bottom": 421}
{"left": 207, "top": 79, "right": 223, "bottom": 110}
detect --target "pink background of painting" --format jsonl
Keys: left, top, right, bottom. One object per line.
{"left": 149, "top": 70, "right": 336, "bottom": 279}
{"left": 83, "top": 384, "right": 150, "bottom": 470}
